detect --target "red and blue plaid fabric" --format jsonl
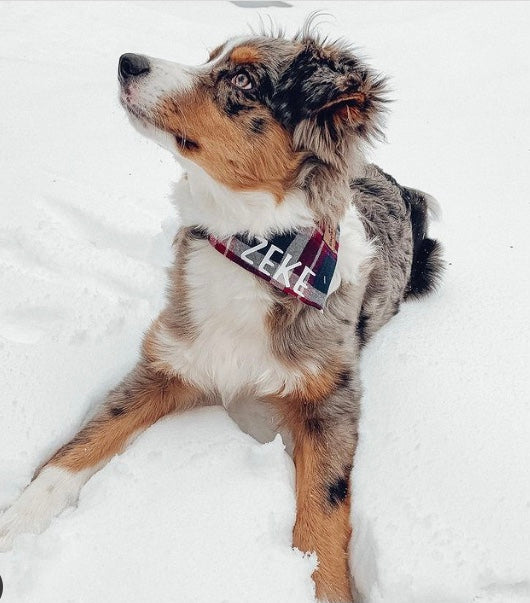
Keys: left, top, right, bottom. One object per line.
{"left": 207, "top": 222, "right": 340, "bottom": 310}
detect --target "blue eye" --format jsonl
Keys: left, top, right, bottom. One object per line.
{"left": 231, "top": 71, "right": 253, "bottom": 90}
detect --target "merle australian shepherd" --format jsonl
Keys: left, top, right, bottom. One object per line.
{"left": 0, "top": 21, "right": 442, "bottom": 602}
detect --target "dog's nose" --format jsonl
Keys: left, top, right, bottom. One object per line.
{"left": 119, "top": 53, "right": 150, "bottom": 80}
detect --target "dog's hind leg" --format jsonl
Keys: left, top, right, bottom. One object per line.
{"left": 0, "top": 360, "right": 203, "bottom": 551}
{"left": 272, "top": 374, "right": 360, "bottom": 603}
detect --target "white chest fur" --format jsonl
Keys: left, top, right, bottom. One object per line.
{"left": 158, "top": 238, "right": 303, "bottom": 403}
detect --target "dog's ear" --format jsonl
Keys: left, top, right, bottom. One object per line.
{"left": 311, "top": 72, "right": 387, "bottom": 135}
{"left": 273, "top": 42, "right": 388, "bottom": 144}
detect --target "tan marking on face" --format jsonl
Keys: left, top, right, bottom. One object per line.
{"left": 156, "top": 89, "right": 302, "bottom": 200}
{"left": 230, "top": 45, "right": 262, "bottom": 64}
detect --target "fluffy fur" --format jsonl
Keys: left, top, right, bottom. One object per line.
{"left": 0, "top": 22, "right": 442, "bottom": 603}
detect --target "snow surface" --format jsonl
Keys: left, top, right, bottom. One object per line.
{"left": 1, "top": 1, "right": 530, "bottom": 602}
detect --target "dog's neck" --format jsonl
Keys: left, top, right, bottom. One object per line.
{"left": 173, "top": 151, "right": 368, "bottom": 239}
{"left": 174, "top": 159, "right": 316, "bottom": 239}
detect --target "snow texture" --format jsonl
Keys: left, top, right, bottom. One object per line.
{"left": 1, "top": 1, "right": 529, "bottom": 602}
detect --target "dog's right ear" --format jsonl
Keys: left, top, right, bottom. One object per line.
{"left": 272, "top": 41, "right": 388, "bottom": 148}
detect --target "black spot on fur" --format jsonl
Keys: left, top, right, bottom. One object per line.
{"left": 250, "top": 117, "right": 266, "bottom": 134}
{"left": 305, "top": 417, "right": 323, "bottom": 435}
{"left": 328, "top": 477, "right": 348, "bottom": 507}
{"left": 387, "top": 206, "right": 400, "bottom": 220}
{"left": 356, "top": 313, "right": 369, "bottom": 345}
{"left": 271, "top": 43, "right": 387, "bottom": 138}
{"left": 225, "top": 97, "right": 254, "bottom": 117}
{"left": 110, "top": 406, "right": 125, "bottom": 417}
{"left": 337, "top": 370, "right": 351, "bottom": 388}
{"left": 189, "top": 227, "right": 207, "bottom": 240}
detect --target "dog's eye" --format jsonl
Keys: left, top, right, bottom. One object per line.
{"left": 231, "top": 71, "right": 253, "bottom": 90}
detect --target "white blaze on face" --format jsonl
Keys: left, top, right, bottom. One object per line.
{"left": 121, "top": 57, "right": 195, "bottom": 116}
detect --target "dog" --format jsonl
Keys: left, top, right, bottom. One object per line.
{"left": 0, "top": 22, "right": 442, "bottom": 602}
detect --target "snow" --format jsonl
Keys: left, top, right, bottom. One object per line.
{"left": 1, "top": 1, "right": 529, "bottom": 602}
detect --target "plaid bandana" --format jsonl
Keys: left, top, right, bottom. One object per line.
{"left": 202, "top": 223, "right": 340, "bottom": 310}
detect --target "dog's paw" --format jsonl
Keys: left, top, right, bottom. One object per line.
{"left": 0, "top": 504, "right": 34, "bottom": 552}
{"left": 0, "top": 487, "right": 56, "bottom": 551}
{"left": 0, "top": 466, "right": 88, "bottom": 551}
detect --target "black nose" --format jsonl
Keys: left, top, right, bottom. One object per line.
{"left": 119, "top": 53, "right": 150, "bottom": 80}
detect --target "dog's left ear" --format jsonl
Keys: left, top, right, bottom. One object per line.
{"left": 313, "top": 74, "right": 386, "bottom": 132}
{"left": 273, "top": 43, "right": 388, "bottom": 143}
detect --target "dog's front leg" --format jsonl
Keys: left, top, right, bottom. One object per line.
{"left": 273, "top": 381, "right": 360, "bottom": 603}
{"left": 0, "top": 359, "right": 203, "bottom": 551}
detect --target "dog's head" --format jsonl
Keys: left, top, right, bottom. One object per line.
{"left": 118, "top": 28, "right": 387, "bottom": 205}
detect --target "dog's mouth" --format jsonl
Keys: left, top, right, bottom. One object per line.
{"left": 174, "top": 133, "right": 199, "bottom": 152}
{"left": 120, "top": 92, "right": 199, "bottom": 152}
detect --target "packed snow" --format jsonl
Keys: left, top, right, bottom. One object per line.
{"left": 1, "top": 1, "right": 529, "bottom": 602}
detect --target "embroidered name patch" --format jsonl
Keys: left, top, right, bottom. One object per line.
{"left": 208, "top": 224, "right": 339, "bottom": 310}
